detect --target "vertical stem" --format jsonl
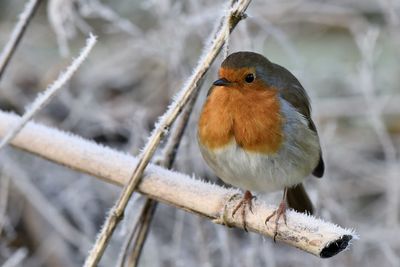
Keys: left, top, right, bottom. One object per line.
{"left": 0, "top": 0, "right": 42, "bottom": 81}
{"left": 83, "top": 1, "right": 251, "bottom": 266}
{"left": 127, "top": 91, "right": 201, "bottom": 267}
{"left": 125, "top": 199, "right": 158, "bottom": 266}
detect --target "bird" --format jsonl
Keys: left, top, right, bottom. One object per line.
{"left": 197, "top": 51, "right": 324, "bottom": 240}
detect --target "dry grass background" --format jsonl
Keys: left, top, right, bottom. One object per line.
{"left": 0, "top": 0, "right": 399, "bottom": 266}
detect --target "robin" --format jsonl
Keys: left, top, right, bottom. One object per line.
{"left": 197, "top": 51, "right": 324, "bottom": 240}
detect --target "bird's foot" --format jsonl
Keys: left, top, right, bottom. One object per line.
{"left": 265, "top": 200, "right": 287, "bottom": 242}
{"left": 231, "top": 190, "right": 255, "bottom": 232}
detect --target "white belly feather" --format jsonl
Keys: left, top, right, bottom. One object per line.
{"left": 198, "top": 99, "right": 320, "bottom": 193}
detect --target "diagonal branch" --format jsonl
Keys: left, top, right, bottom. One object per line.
{"left": 0, "top": 0, "right": 43, "bottom": 81}
{"left": 121, "top": 92, "right": 201, "bottom": 267}
{"left": 0, "top": 110, "right": 357, "bottom": 258}
{"left": 83, "top": 1, "right": 252, "bottom": 266}
{"left": 0, "top": 34, "right": 97, "bottom": 151}
{"left": 120, "top": 198, "right": 157, "bottom": 267}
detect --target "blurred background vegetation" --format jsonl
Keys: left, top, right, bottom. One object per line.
{"left": 0, "top": 0, "right": 399, "bottom": 266}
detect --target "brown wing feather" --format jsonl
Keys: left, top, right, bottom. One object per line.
{"left": 308, "top": 119, "right": 324, "bottom": 177}
{"left": 287, "top": 183, "right": 314, "bottom": 214}
{"left": 271, "top": 63, "right": 324, "bottom": 178}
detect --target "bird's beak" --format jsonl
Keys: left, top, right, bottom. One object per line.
{"left": 213, "top": 78, "right": 231, "bottom": 87}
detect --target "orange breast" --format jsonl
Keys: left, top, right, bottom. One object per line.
{"left": 198, "top": 85, "right": 283, "bottom": 154}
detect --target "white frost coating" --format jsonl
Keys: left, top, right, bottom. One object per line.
{"left": 222, "top": 3, "right": 232, "bottom": 59}
{"left": 0, "top": 34, "right": 97, "bottom": 151}
{"left": 132, "top": 8, "right": 230, "bottom": 154}
{"left": 147, "top": 163, "right": 241, "bottom": 197}
{"left": 0, "top": 110, "right": 357, "bottom": 257}
{"left": 0, "top": 0, "right": 40, "bottom": 73}
{"left": 139, "top": 0, "right": 241, "bottom": 156}
{"left": 285, "top": 209, "right": 359, "bottom": 239}
{"left": 0, "top": 110, "right": 238, "bottom": 199}
{"left": 1, "top": 248, "right": 28, "bottom": 267}
{"left": 142, "top": 1, "right": 248, "bottom": 155}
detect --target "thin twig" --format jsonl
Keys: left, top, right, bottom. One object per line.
{"left": 117, "top": 85, "right": 203, "bottom": 267}
{"left": 0, "top": 172, "right": 10, "bottom": 236}
{"left": 1, "top": 248, "right": 28, "bottom": 267}
{"left": 83, "top": 1, "right": 252, "bottom": 266}
{"left": 0, "top": 110, "right": 357, "bottom": 258}
{"left": 0, "top": 34, "right": 97, "bottom": 151}
{"left": 124, "top": 92, "right": 201, "bottom": 267}
{"left": 117, "top": 197, "right": 155, "bottom": 267}
{"left": 0, "top": 156, "right": 94, "bottom": 254}
{"left": 0, "top": 0, "right": 42, "bottom": 81}
{"left": 162, "top": 95, "right": 200, "bottom": 169}
{"left": 125, "top": 6, "right": 234, "bottom": 259}
{"left": 124, "top": 198, "right": 157, "bottom": 267}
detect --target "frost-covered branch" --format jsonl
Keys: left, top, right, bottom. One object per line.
{"left": 0, "top": 111, "right": 357, "bottom": 258}
{"left": 0, "top": 0, "right": 42, "bottom": 81}
{"left": 1, "top": 248, "right": 28, "bottom": 267}
{"left": 84, "top": 1, "right": 252, "bottom": 266}
{"left": 121, "top": 92, "right": 202, "bottom": 267}
{"left": 0, "top": 34, "right": 97, "bottom": 151}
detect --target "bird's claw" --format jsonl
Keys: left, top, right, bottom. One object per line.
{"left": 265, "top": 200, "right": 287, "bottom": 242}
{"left": 231, "top": 191, "right": 255, "bottom": 232}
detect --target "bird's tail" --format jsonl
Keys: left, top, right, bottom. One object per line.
{"left": 286, "top": 183, "right": 314, "bottom": 215}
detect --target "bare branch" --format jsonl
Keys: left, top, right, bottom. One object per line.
{"left": 0, "top": 111, "right": 357, "bottom": 258}
{"left": 122, "top": 91, "right": 202, "bottom": 267}
{"left": 1, "top": 248, "right": 28, "bottom": 267}
{"left": 0, "top": 172, "right": 10, "bottom": 236}
{"left": 0, "top": 34, "right": 97, "bottom": 151}
{"left": 122, "top": 198, "right": 157, "bottom": 267}
{"left": 0, "top": 0, "right": 42, "bottom": 81}
{"left": 83, "top": 1, "right": 252, "bottom": 266}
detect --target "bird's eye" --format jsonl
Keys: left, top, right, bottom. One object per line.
{"left": 245, "top": 73, "right": 255, "bottom": 83}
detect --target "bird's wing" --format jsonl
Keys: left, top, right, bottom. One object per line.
{"left": 273, "top": 64, "right": 325, "bottom": 178}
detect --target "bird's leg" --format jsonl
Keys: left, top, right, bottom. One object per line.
{"left": 232, "top": 190, "right": 255, "bottom": 232}
{"left": 221, "top": 193, "right": 241, "bottom": 227}
{"left": 265, "top": 187, "right": 288, "bottom": 242}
